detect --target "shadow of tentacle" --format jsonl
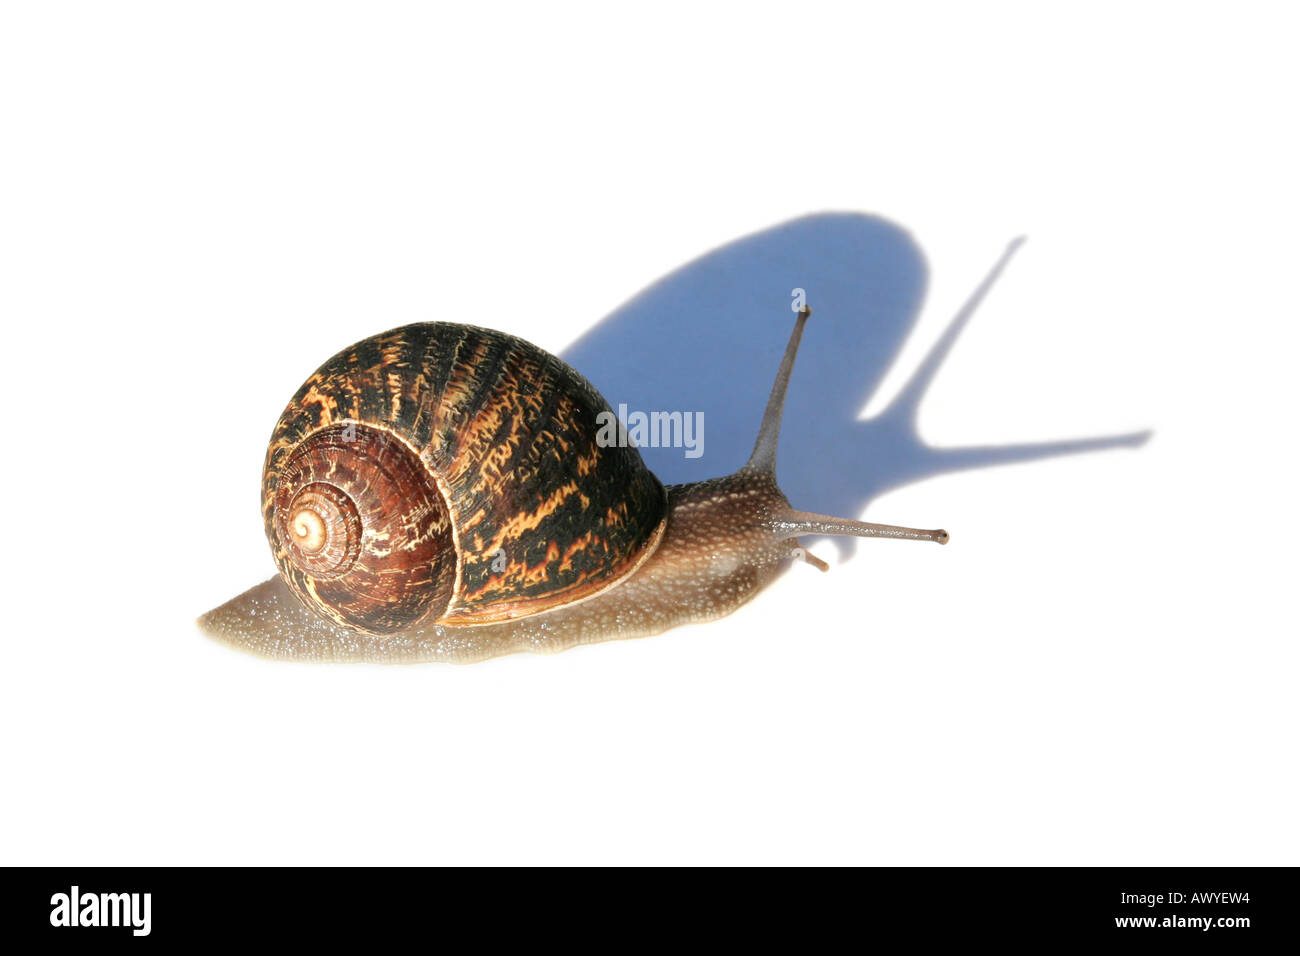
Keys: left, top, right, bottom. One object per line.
{"left": 561, "top": 213, "right": 1149, "bottom": 561}
{"left": 834, "top": 236, "right": 1152, "bottom": 554}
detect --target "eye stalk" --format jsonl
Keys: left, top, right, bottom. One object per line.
{"left": 746, "top": 304, "right": 950, "bottom": 558}
{"left": 773, "top": 511, "right": 949, "bottom": 545}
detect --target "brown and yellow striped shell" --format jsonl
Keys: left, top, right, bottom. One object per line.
{"left": 263, "top": 322, "right": 668, "bottom": 634}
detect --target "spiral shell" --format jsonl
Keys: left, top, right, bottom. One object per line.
{"left": 263, "top": 322, "right": 667, "bottom": 634}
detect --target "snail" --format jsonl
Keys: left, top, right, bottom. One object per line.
{"left": 197, "top": 307, "right": 948, "bottom": 663}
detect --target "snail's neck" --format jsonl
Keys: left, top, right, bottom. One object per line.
{"left": 665, "top": 469, "right": 792, "bottom": 540}
{"left": 652, "top": 469, "right": 800, "bottom": 583}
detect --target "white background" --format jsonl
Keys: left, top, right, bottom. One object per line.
{"left": 2, "top": 2, "right": 1296, "bottom": 865}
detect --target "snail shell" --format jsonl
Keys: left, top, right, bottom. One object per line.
{"left": 264, "top": 323, "right": 666, "bottom": 634}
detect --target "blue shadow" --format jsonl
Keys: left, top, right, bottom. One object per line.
{"left": 562, "top": 212, "right": 1149, "bottom": 557}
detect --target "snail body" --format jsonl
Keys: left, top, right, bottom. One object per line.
{"left": 199, "top": 310, "right": 948, "bottom": 663}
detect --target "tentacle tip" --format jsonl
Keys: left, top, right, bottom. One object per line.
{"left": 792, "top": 546, "right": 830, "bottom": 572}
